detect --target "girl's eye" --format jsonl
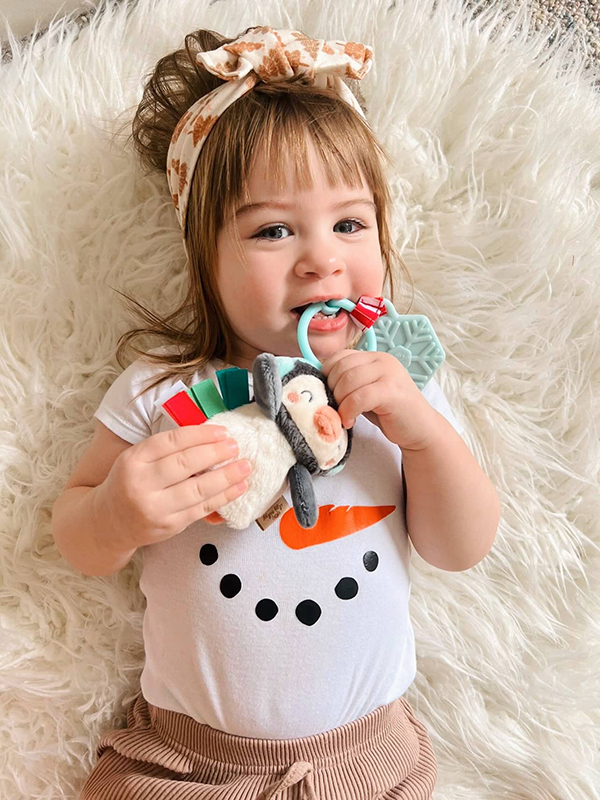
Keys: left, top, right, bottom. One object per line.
{"left": 253, "top": 219, "right": 366, "bottom": 241}
{"left": 254, "top": 224, "right": 291, "bottom": 240}
{"left": 334, "top": 219, "right": 365, "bottom": 234}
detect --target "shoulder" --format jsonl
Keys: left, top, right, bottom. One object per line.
{"left": 421, "top": 374, "right": 466, "bottom": 436}
{"left": 131, "top": 345, "right": 220, "bottom": 411}
{"left": 93, "top": 345, "right": 214, "bottom": 444}
{"left": 106, "top": 345, "right": 181, "bottom": 402}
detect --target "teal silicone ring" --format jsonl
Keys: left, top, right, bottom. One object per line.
{"left": 297, "top": 299, "right": 377, "bottom": 369}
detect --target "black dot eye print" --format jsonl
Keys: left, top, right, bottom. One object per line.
{"left": 200, "top": 545, "right": 379, "bottom": 626}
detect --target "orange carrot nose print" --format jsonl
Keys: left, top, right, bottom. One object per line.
{"left": 313, "top": 405, "right": 341, "bottom": 442}
{"left": 280, "top": 504, "right": 395, "bottom": 550}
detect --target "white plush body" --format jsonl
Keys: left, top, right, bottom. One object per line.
{"left": 204, "top": 369, "right": 348, "bottom": 529}
{"left": 207, "top": 403, "right": 296, "bottom": 529}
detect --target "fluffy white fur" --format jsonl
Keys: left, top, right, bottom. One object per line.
{"left": 1, "top": 0, "right": 599, "bottom": 796}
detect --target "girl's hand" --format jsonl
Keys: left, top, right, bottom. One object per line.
{"left": 94, "top": 425, "right": 252, "bottom": 551}
{"left": 321, "top": 350, "right": 442, "bottom": 451}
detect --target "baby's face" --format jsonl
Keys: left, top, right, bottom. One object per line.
{"left": 215, "top": 139, "right": 384, "bottom": 370}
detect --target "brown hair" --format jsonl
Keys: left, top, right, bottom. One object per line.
{"left": 111, "top": 28, "right": 414, "bottom": 402}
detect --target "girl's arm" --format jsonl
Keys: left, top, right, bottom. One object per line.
{"left": 52, "top": 486, "right": 138, "bottom": 576}
{"left": 401, "top": 413, "right": 501, "bottom": 571}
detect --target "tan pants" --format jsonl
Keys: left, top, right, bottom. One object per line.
{"left": 80, "top": 691, "right": 438, "bottom": 799}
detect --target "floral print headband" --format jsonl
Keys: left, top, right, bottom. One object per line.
{"left": 166, "top": 26, "right": 374, "bottom": 234}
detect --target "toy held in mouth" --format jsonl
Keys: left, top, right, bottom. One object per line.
{"left": 157, "top": 296, "right": 445, "bottom": 530}
{"left": 297, "top": 296, "right": 445, "bottom": 390}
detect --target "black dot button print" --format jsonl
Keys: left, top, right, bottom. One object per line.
{"left": 199, "top": 544, "right": 218, "bottom": 565}
{"left": 363, "top": 550, "right": 379, "bottom": 571}
{"left": 335, "top": 577, "right": 359, "bottom": 599}
{"left": 256, "top": 599, "right": 279, "bottom": 621}
{"left": 199, "top": 545, "right": 380, "bottom": 626}
{"left": 220, "top": 574, "right": 242, "bottom": 598}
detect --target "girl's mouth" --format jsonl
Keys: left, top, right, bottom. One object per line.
{"left": 290, "top": 305, "right": 349, "bottom": 332}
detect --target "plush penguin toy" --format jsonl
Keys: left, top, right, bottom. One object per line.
{"left": 199, "top": 354, "right": 352, "bottom": 530}
{"left": 159, "top": 296, "right": 446, "bottom": 531}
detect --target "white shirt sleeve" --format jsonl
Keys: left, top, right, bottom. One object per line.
{"left": 93, "top": 347, "right": 174, "bottom": 444}
{"left": 420, "top": 375, "right": 466, "bottom": 436}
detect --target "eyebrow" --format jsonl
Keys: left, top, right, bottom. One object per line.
{"left": 235, "top": 198, "right": 377, "bottom": 218}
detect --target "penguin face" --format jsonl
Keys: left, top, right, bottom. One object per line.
{"left": 281, "top": 373, "right": 348, "bottom": 471}
{"left": 252, "top": 353, "right": 352, "bottom": 476}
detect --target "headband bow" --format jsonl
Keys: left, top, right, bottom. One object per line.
{"left": 166, "top": 26, "right": 374, "bottom": 234}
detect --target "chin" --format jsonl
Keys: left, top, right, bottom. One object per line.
{"left": 313, "top": 331, "right": 357, "bottom": 361}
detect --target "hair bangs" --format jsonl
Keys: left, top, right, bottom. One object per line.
{"left": 216, "top": 85, "right": 393, "bottom": 266}
{"left": 255, "top": 89, "right": 380, "bottom": 196}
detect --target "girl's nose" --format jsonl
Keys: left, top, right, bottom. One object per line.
{"left": 313, "top": 405, "right": 342, "bottom": 442}
{"left": 295, "top": 249, "right": 345, "bottom": 279}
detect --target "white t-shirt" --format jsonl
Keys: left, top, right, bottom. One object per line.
{"left": 93, "top": 345, "right": 466, "bottom": 739}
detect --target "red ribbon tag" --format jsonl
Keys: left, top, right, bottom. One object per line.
{"left": 349, "top": 296, "right": 387, "bottom": 332}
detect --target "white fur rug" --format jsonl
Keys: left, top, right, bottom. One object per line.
{"left": 1, "top": 0, "right": 599, "bottom": 797}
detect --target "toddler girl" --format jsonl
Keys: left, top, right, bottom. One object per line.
{"left": 53, "top": 25, "right": 500, "bottom": 800}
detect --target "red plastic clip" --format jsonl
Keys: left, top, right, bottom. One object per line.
{"left": 349, "top": 296, "right": 387, "bottom": 332}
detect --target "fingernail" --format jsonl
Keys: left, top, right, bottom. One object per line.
{"left": 238, "top": 460, "right": 252, "bottom": 475}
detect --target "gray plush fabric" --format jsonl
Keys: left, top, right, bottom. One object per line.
{"left": 287, "top": 462, "right": 319, "bottom": 529}
{"left": 252, "top": 353, "right": 282, "bottom": 420}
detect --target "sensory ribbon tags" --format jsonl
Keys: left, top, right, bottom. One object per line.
{"left": 348, "top": 295, "right": 387, "bottom": 332}
{"left": 158, "top": 366, "right": 250, "bottom": 427}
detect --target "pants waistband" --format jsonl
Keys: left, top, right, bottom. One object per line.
{"left": 148, "top": 697, "right": 405, "bottom": 768}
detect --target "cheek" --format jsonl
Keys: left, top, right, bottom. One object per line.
{"left": 356, "top": 252, "right": 385, "bottom": 295}
{"left": 218, "top": 263, "right": 280, "bottom": 321}
{"left": 238, "top": 259, "right": 284, "bottom": 308}
{"left": 216, "top": 245, "right": 260, "bottom": 309}
{"left": 216, "top": 271, "right": 240, "bottom": 314}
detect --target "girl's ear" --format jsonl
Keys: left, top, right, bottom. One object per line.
{"left": 252, "top": 353, "right": 282, "bottom": 420}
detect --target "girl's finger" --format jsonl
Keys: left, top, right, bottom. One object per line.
{"left": 331, "top": 361, "right": 382, "bottom": 406}
{"left": 338, "top": 384, "right": 381, "bottom": 426}
{"left": 326, "top": 351, "right": 379, "bottom": 385}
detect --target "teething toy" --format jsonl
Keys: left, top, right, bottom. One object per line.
{"left": 297, "top": 296, "right": 445, "bottom": 391}
{"left": 155, "top": 295, "right": 446, "bottom": 532}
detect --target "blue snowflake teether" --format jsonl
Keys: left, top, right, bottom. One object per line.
{"left": 297, "top": 297, "right": 445, "bottom": 391}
